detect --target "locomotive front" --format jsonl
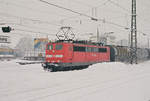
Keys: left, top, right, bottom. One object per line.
{"left": 42, "top": 42, "right": 73, "bottom": 71}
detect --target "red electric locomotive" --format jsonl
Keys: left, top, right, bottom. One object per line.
{"left": 42, "top": 40, "right": 110, "bottom": 71}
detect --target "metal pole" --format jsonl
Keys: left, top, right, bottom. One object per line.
{"left": 148, "top": 38, "right": 149, "bottom": 49}
{"left": 97, "top": 27, "right": 100, "bottom": 42}
{"left": 128, "top": 32, "right": 130, "bottom": 47}
{"left": 121, "top": 40, "right": 123, "bottom": 46}
{"left": 130, "top": 0, "right": 137, "bottom": 64}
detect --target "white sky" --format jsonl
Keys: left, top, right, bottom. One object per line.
{"left": 0, "top": 0, "right": 150, "bottom": 47}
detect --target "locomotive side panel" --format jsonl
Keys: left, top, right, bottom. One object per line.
{"left": 86, "top": 46, "right": 99, "bottom": 63}
{"left": 98, "top": 47, "right": 110, "bottom": 62}
{"left": 72, "top": 45, "right": 86, "bottom": 64}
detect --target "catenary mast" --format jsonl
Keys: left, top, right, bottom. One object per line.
{"left": 130, "top": 0, "right": 137, "bottom": 64}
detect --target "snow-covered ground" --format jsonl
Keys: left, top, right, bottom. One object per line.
{"left": 0, "top": 60, "right": 150, "bottom": 101}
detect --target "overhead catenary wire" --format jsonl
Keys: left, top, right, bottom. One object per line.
{"left": 71, "top": 0, "right": 110, "bottom": 8}
{"left": 95, "top": 0, "right": 111, "bottom": 8}
{"left": 0, "top": 1, "right": 74, "bottom": 19}
{"left": 102, "top": 0, "right": 149, "bottom": 36}
{"left": 0, "top": 26, "right": 55, "bottom": 36}
{"left": 108, "top": 0, "right": 130, "bottom": 13}
{"left": 38, "top": 0, "right": 129, "bottom": 28}
{"left": 0, "top": 22, "right": 58, "bottom": 32}
{"left": 0, "top": 0, "right": 108, "bottom": 27}
{"left": 0, "top": 0, "right": 131, "bottom": 30}
{"left": 107, "top": 0, "right": 150, "bottom": 33}
{"left": 15, "top": 28, "right": 55, "bottom": 36}
{"left": 38, "top": 0, "right": 150, "bottom": 36}
{"left": 38, "top": 0, "right": 101, "bottom": 20}
{"left": 0, "top": 0, "right": 92, "bottom": 27}
{"left": 70, "top": 0, "right": 94, "bottom": 7}
{"left": 0, "top": 12, "right": 62, "bottom": 27}
{"left": 0, "top": 0, "right": 148, "bottom": 37}
{"left": 38, "top": 0, "right": 136, "bottom": 30}
{"left": 0, "top": 0, "right": 100, "bottom": 26}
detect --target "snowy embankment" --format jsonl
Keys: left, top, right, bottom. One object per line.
{"left": 0, "top": 60, "right": 150, "bottom": 101}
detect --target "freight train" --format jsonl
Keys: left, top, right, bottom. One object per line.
{"left": 42, "top": 40, "right": 150, "bottom": 71}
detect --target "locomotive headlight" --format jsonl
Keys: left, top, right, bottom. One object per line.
{"left": 57, "top": 60, "right": 61, "bottom": 63}
{"left": 55, "top": 55, "right": 63, "bottom": 58}
{"left": 51, "top": 61, "right": 55, "bottom": 63}
{"left": 46, "top": 55, "right": 53, "bottom": 58}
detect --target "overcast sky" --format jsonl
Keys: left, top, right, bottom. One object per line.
{"left": 0, "top": 0, "right": 150, "bottom": 47}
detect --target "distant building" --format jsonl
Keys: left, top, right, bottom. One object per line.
{"left": 116, "top": 39, "right": 128, "bottom": 46}
{"left": 0, "top": 45, "right": 15, "bottom": 60}
{"left": 34, "top": 38, "right": 48, "bottom": 51}
{"left": 0, "top": 35, "right": 11, "bottom": 43}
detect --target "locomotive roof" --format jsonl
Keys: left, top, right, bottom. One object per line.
{"left": 53, "top": 40, "right": 104, "bottom": 46}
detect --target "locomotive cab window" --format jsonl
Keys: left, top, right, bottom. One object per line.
{"left": 99, "top": 48, "right": 107, "bottom": 52}
{"left": 56, "top": 44, "right": 63, "bottom": 50}
{"left": 47, "top": 44, "right": 53, "bottom": 50}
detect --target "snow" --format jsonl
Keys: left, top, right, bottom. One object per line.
{"left": 0, "top": 60, "right": 150, "bottom": 101}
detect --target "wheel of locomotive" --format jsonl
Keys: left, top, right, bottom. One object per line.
{"left": 66, "top": 67, "right": 70, "bottom": 71}
{"left": 44, "top": 67, "right": 48, "bottom": 71}
{"left": 84, "top": 65, "right": 89, "bottom": 69}
{"left": 42, "top": 63, "right": 47, "bottom": 70}
{"left": 64, "top": 67, "right": 68, "bottom": 71}
{"left": 43, "top": 66, "right": 49, "bottom": 71}
{"left": 47, "top": 66, "right": 56, "bottom": 72}
{"left": 71, "top": 66, "right": 75, "bottom": 70}
{"left": 47, "top": 68, "right": 53, "bottom": 72}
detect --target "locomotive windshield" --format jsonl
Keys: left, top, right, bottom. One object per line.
{"left": 47, "top": 44, "right": 53, "bottom": 50}
{"left": 55, "top": 44, "right": 63, "bottom": 50}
